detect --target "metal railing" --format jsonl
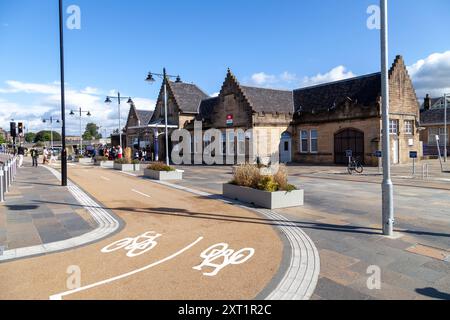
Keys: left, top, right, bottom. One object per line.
{"left": 0, "top": 152, "right": 18, "bottom": 203}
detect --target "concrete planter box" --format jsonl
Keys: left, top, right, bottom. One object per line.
{"left": 113, "top": 163, "right": 141, "bottom": 172}
{"left": 94, "top": 161, "right": 114, "bottom": 168}
{"left": 222, "top": 183, "right": 304, "bottom": 209}
{"left": 143, "top": 169, "right": 183, "bottom": 181}
{"left": 75, "top": 158, "right": 92, "bottom": 165}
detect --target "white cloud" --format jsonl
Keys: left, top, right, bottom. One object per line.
{"left": 0, "top": 80, "right": 155, "bottom": 136}
{"left": 211, "top": 92, "right": 220, "bottom": 97}
{"left": 407, "top": 51, "right": 450, "bottom": 99}
{"left": 245, "top": 71, "right": 299, "bottom": 89}
{"left": 301, "top": 66, "right": 356, "bottom": 88}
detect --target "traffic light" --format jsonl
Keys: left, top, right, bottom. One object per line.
{"left": 18, "top": 122, "right": 24, "bottom": 136}
{"left": 10, "top": 122, "right": 16, "bottom": 138}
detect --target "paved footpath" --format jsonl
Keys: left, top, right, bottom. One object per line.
{"left": 0, "top": 159, "right": 110, "bottom": 259}
{"left": 0, "top": 163, "right": 294, "bottom": 300}
{"left": 170, "top": 165, "right": 450, "bottom": 300}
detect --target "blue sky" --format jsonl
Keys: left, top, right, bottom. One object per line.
{"left": 1, "top": 0, "right": 449, "bottom": 135}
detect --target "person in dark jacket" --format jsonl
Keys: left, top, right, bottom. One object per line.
{"left": 30, "top": 148, "right": 39, "bottom": 167}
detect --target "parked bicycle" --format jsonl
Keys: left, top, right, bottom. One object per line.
{"left": 348, "top": 157, "right": 364, "bottom": 175}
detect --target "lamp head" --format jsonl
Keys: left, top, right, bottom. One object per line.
{"left": 105, "top": 97, "right": 112, "bottom": 104}
{"left": 87, "top": 111, "right": 92, "bottom": 117}
{"left": 127, "top": 98, "right": 133, "bottom": 104}
{"left": 145, "top": 73, "right": 155, "bottom": 83}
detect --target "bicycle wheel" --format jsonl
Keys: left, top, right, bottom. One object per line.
{"left": 355, "top": 164, "right": 364, "bottom": 174}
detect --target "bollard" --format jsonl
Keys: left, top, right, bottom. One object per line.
{"left": 4, "top": 163, "right": 9, "bottom": 193}
{"left": 0, "top": 166, "right": 4, "bottom": 202}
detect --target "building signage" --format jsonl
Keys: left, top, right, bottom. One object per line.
{"left": 345, "top": 150, "right": 353, "bottom": 158}
{"left": 374, "top": 150, "right": 382, "bottom": 158}
{"left": 226, "top": 114, "right": 234, "bottom": 126}
{"left": 409, "top": 151, "right": 418, "bottom": 159}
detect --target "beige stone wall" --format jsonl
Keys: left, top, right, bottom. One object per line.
{"left": 387, "top": 56, "right": 422, "bottom": 164}
{"left": 293, "top": 118, "right": 381, "bottom": 166}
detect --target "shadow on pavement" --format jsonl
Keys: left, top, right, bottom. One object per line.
{"left": 32, "top": 199, "right": 450, "bottom": 239}
{"left": 6, "top": 205, "right": 40, "bottom": 211}
{"left": 416, "top": 288, "right": 450, "bottom": 300}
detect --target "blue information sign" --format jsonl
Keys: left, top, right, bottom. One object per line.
{"left": 374, "top": 151, "right": 382, "bottom": 158}
{"left": 410, "top": 151, "right": 418, "bottom": 159}
{"left": 345, "top": 150, "right": 353, "bottom": 158}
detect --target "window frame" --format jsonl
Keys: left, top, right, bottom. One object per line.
{"left": 404, "top": 120, "right": 414, "bottom": 135}
{"left": 300, "top": 130, "right": 309, "bottom": 154}
{"left": 310, "top": 129, "right": 318, "bottom": 154}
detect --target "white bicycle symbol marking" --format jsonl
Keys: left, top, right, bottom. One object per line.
{"left": 101, "top": 231, "right": 162, "bottom": 258}
{"left": 193, "top": 243, "right": 255, "bottom": 277}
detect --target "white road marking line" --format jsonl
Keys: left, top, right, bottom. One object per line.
{"left": 120, "top": 171, "right": 138, "bottom": 177}
{"left": 131, "top": 189, "right": 151, "bottom": 198}
{"left": 100, "top": 176, "right": 111, "bottom": 181}
{"left": 49, "top": 237, "right": 204, "bottom": 300}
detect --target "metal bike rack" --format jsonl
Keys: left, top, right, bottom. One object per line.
{"left": 422, "top": 163, "right": 430, "bottom": 180}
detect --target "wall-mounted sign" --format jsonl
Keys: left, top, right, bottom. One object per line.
{"left": 226, "top": 114, "right": 234, "bottom": 126}
{"left": 374, "top": 150, "right": 382, "bottom": 158}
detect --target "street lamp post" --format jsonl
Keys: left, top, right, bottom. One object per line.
{"left": 105, "top": 93, "right": 133, "bottom": 148}
{"left": 70, "top": 108, "right": 91, "bottom": 155}
{"left": 59, "top": 0, "right": 67, "bottom": 187}
{"left": 42, "top": 116, "right": 61, "bottom": 150}
{"left": 146, "top": 68, "right": 181, "bottom": 166}
{"left": 444, "top": 93, "right": 448, "bottom": 162}
{"left": 380, "top": 0, "right": 394, "bottom": 236}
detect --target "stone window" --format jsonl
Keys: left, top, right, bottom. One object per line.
{"left": 429, "top": 127, "right": 447, "bottom": 145}
{"left": 310, "top": 130, "right": 318, "bottom": 153}
{"left": 389, "top": 120, "right": 399, "bottom": 135}
{"left": 300, "top": 130, "right": 309, "bottom": 153}
{"left": 404, "top": 120, "right": 414, "bottom": 135}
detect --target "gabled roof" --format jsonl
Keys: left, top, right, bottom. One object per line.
{"left": 167, "top": 81, "right": 209, "bottom": 113}
{"left": 293, "top": 73, "right": 381, "bottom": 113}
{"left": 198, "top": 96, "right": 219, "bottom": 121}
{"left": 239, "top": 86, "right": 294, "bottom": 114}
{"left": 420, "top": 108, "right": 448, "bottom": 125}
{"left": 136, "top": 110, "right": 154, "bottom": 126}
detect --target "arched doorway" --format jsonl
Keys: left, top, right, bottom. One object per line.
{"left": 279, "top": 131, "right": 292, "bottom": 163}
{"left": 334, "top": 128, "right": 364, "bottom": 164}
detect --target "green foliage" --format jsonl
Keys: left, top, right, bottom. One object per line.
{"left": 257, "top": 176, "right": 279, "bottom": 192}
{"left": 24, "top": 132, "right": 36, "bottom": 143}
{"left": 231, "top": 163, "right": 297, "bottom": 193}
{"left": 95, "top": 156, "right": 109, "bottom": 162}
{"left": 35, "top": 131, "right": 61, "bottom": 142}
{"left": 0, "top": 135, "right": 6, "bottom": 144}
{"left": 147, "top": 162, "right": 175, "bottom": 172}
{"left": 83, "top": 123, "right": 102, "bottom": 141}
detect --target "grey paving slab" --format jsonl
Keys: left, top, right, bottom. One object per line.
{"left": 314, "top": 277, "right": 372, "bottom": 300}
{"left": 0, "top": 162, "right": 96, "bottom": 250}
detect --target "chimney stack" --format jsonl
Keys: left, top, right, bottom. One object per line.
{"left": 423, "top": 94, "right": 432, "bottom": 111}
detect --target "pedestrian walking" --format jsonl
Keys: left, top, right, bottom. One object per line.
{"left": 30, "top": 147, "right": 39, "bottom": 167}
{"left": 43, "top": 147, "right": 49, "bottom": 165}
{"left": 117, "top": 146, "right": 123, "bottom": 159}
{"left": 17, "top": 145, "right": 25, "bottom": 168}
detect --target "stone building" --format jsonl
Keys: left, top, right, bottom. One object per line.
{"left": 124, "top": 55, "right": 421, "bottom": 166}
{"left": 124, "top": 103, "right": 154, "bottom": 149}
{"left": 293, "top": 56, "right": 421, "bottom": 166}
{"left": 419, "top": 94, "right": 450, "bottom": 156}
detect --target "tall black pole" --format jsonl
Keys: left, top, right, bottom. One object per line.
{"left": 59, "top": 0, "right": 68, "bottom": 186}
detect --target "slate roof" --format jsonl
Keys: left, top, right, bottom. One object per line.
{"left": 420, "top": 108, "right": 448, "bottom": 125}
{"left": 198, "top": 96, "right": 219, "bottom": 121}
{"left": 167, "top": 81, "right": 209, "bottom": 113}
{"left": 136, "top": 110, "right": 154, "bottom": 126}
{"left": 239, "top": 86, "right": 294, "bottom": 114}
{"left": 293, "top": 73, "right": 381, "bottom": 113}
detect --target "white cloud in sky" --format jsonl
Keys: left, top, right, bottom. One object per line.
{"left": 0, "top": 81, "right": 155, "bottom": 136}
{"left": 407, "top": 51, "right": 450, "bottom": 99}
{"left": 245, "top": 71, "right": 299, "bottom": 88}
{"left": 300, "top": 66, "right": 356, "bottom": 88}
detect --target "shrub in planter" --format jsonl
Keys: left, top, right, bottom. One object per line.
{"left": 95, "top": 156, "right": 109, "bottom": 162}
{"left": 224, "top": 164, "right": 303, "bottom": 209}
{"left": 147, "top": 162, "right": 175, "bottom": 172}
{"left": 144, "top": 162, "right": 182, "bottom": 180}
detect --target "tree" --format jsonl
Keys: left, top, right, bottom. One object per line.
{"left": 83, "top": 123, "right": 102, "bottom": 140}
{"left": 0, "top": 135, "right": 5, "bottom": 144}
{"left": 35, "top": 131, "right": 62, "bottom": 142}
{"left": 25, "top": 132, "right": 36, "bottom": 143}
